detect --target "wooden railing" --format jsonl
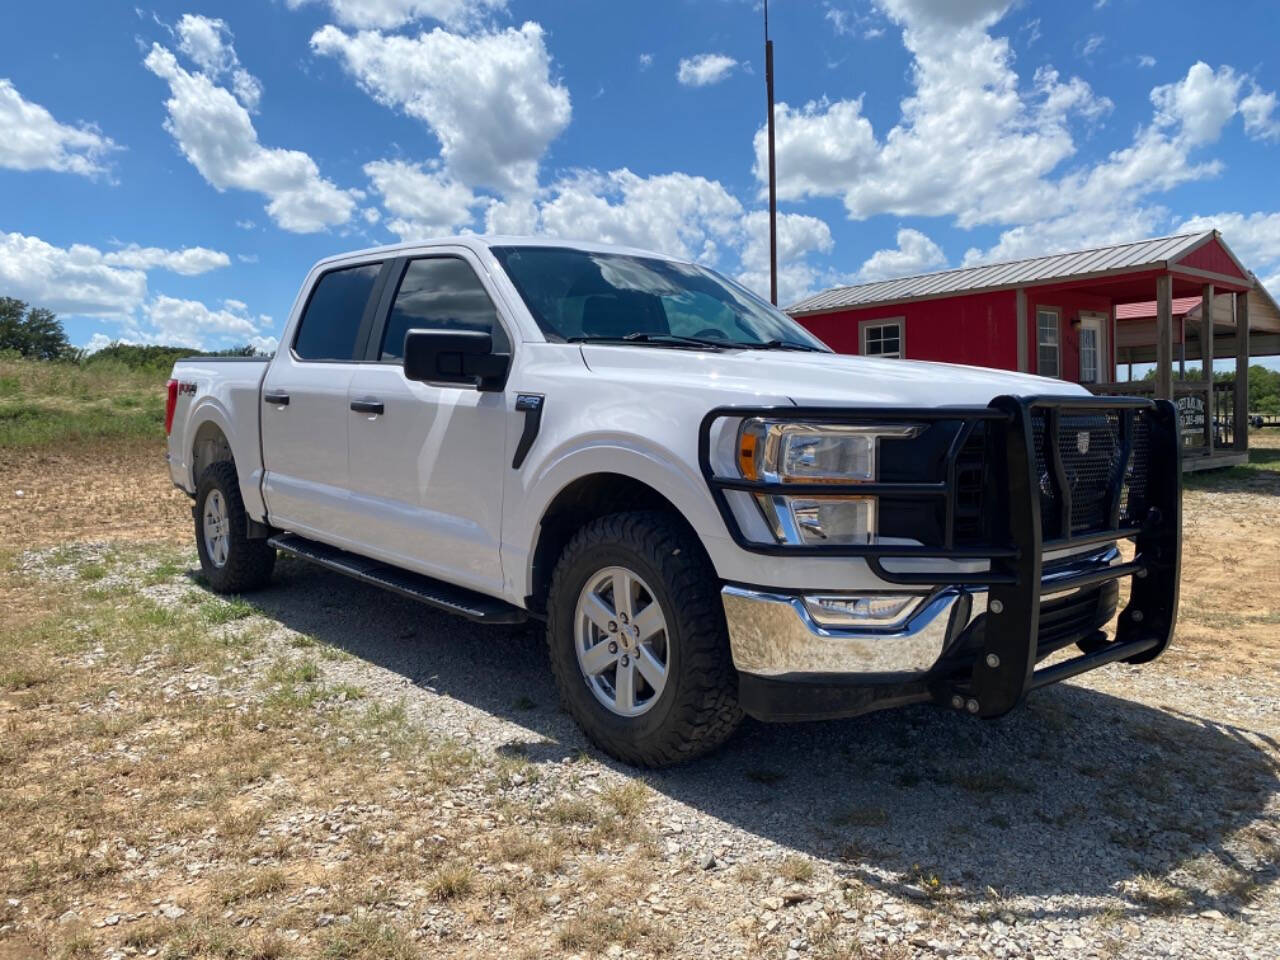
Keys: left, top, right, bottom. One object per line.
{"left": 1086, "top": 380, "right": 1238, "bottom": 452}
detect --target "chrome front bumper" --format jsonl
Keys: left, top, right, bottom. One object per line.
{"left": 722, "top": 547, "right": 1120, "bottom": 679}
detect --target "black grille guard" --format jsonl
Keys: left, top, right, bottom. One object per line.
{"left": 698, "top": 395, "right": 1182, "bottom": 718}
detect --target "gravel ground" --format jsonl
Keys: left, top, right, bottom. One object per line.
{"left": 29, "top": 533, "right": 1266, "bottom": 960}
{"left": 3, "top": 440, "right": 1279, "bottom": 959}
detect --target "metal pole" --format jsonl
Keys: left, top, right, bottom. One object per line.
{"left": 765, "top": 0, "right": 778, "bottom": 306}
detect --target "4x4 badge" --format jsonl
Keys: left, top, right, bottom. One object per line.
{"left": 1076, "top": 431, "right": 1090, "bottom": 455}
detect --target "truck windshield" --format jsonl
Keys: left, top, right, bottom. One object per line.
{"left": 489, "top": 245, "right": 828, "bottom": 351}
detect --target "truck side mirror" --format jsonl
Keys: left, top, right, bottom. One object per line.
{"left": 402, "top": 329, "right": 510, "bottom": 392}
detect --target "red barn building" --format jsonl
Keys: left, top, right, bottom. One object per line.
{"left": 788, "top": 231, "right": 1280, "bottom": 469}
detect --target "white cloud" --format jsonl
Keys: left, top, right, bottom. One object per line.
{"left": 476, "top": 167, "right": 835, "bottom": 305}
{"left": 738, "top": 211, "right": 835, "bottom": 306}
{"left": 523, "top": 169, "right": 744, "bottom": 262}
{"left": 1151, "top": 62, "right": 1244, "bottom": 146}
{"left": 856, "top": 228, "right": 946, "bottom": 281}
{"left": 757, "top": 8, "right": 1114, "bottom": 229}
{"left": 101, "top": 244, "right": 230, "bottom": 275}
{"left": 0, "top": 78, "right": 117, "bottom": 177}
{"left": 249, "top": 334, "right": 279, "bottom": 354}
{"left": 143, "top": 295, "right": 264, "bottom": 349}
{"left": 1137, "top": 54, "right": 1157, "bottom": 68}
{"left": 1079, "top": 34, "right": 1104, "bottom": 59}
{"left": 311, "top": 22, "right": 570, "bottom": 195}
{"left": 0, "top": 231, "right": 147, "bottom": 316}
{"left": 638, "top": 52, "right": 653, "bottom": 70}
{"left": 363, "top": 159, "right": 477, "bottom": 238}
{"left": 755, "top": 1, "right": 1277, "bottom": 273}
{"left": 237, "top": 253, "right": 259, "bottom": 263}
{"left": 1241, "top": 85, "right": 1280, "bottom": 142}
{"left": 676, "top": 53, "right": 738, "bottom": 87}
{"left": 144, "top": 40, "right": 356, "bottom": 232}
{"left": 285, "top": 0, "right": 505, "bottom": 30}
{"left": 175, "top": 14, "right": 262, "bottom": 111}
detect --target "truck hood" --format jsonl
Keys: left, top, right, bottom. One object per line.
{"left": 578, "top": 344, "right": 1082, "bottom": 407}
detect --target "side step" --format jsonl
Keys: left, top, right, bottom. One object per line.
{"left": 268, "top": 533, "right": 528, "bottom": 625}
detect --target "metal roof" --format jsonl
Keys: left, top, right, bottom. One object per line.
{"left": 788, "top": 231, "right": 1219, "bottom": 315}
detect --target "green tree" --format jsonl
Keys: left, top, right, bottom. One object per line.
{"left": 0, "top": 297, "right": 73, "bottom": 360}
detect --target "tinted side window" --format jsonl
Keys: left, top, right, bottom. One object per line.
{"left": 380, "top": 257, "right": 509, "bottom": 362}
{"left": 293, "top": 263, "right": 381, "bottom": 361}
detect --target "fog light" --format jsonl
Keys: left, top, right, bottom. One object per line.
{"left": 803, "top": 594, "right": 923, "bottom": 630}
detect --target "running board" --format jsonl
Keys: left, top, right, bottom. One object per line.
{"left": 268, "top": 533, "right": 527, "bottom": 625}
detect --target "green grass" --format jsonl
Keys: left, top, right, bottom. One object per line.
{"left": 1183, "top": 445, "right": 1280, "bottom": 491}
{"left": 0, "top": 357, "right": 167, "bottom": 448}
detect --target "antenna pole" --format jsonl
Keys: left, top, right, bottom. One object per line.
{"left": 765, "top": 0, "right": 778, "bottom": 305}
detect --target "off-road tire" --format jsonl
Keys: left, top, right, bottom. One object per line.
{"left": 546, "top": 511, "right": 742, "bottom": 766}
{"left": 194, "top": 461, "right": 275, "bottom": 593}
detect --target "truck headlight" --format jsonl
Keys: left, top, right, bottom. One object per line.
{"left": 737, "top": 420, "right": 921, "bottom": 545}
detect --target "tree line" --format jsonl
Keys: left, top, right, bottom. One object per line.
{"left": 0, "top": 296, "right": 266, "bottom": 371}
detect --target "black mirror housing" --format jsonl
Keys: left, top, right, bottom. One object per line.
{"left": 403, "top": 329, "right": 510, "bottom": 392}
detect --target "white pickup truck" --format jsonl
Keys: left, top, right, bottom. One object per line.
{"left": 166, "top": 237, "right": 1181, "bottom": 766}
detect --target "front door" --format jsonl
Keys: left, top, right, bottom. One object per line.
{"left": 344, "top": 252, "right": 512, "bottom": 596}
{"left": 1078, "top": 315, "right": 1105, "bottom": 384}
{"left": 261, "top": 259, "right": 385, "bottom": 542}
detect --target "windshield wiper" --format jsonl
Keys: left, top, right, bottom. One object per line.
{"left": 731, "top": 339, "right": 826, "bottom": 352}
{"left": 567, "top": 333, "right": 727, "bottom": 350}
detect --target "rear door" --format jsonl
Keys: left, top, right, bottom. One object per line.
{"left": 343, "top": 250, "right": 513, "bottom": 596}
{"left": 261, "top": 259, "right": 388, "bottom": 543}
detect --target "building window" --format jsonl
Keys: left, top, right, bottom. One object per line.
{"left": 1036, "top": 309, "right": 1060, "bottom": 378}
{"left": 862, "top": 320, "right": 903, "bottom": 358}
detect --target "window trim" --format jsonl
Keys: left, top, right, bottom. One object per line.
{"left": 288, "top": 259, "right": 390, "bottom": 365}
{"left": 859, "top": 317, "right": 905, "bottom": 358}
{"left": 363, "top": 253, "right": 516, "bottom": 366}
{"left": 1036, "top": 307, "right": 1061, "bottom": 379}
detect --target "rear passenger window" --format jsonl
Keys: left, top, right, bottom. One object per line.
{"left": 293, "top": 263, "right": 381, "bottom": 361}
{"left": 379, "top": 257, "right": 509, "bottom": 362}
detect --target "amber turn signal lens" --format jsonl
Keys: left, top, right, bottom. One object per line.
{"left": 738, "top": 429, "right": 758, "bottom": 481}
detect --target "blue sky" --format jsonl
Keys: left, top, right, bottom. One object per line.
{"left": 1, "top": 0, "right": 1278, "bottom": 358}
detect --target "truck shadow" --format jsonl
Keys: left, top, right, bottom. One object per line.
{"left": 232, "top": 556, "right": 1280, "bottom": 921}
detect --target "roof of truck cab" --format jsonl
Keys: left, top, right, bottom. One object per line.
{"left": 311, "top": 235, "right": 687, "bottom": 270}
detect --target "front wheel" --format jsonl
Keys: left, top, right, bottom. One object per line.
{"left": 194, "top": 461, "right": 275, "bottom": 593}
{"left": 546, "top": 511, "right": 742, "bottom": 767}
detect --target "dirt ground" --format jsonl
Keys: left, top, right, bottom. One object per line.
{"left": 2, "top": 433, "right": 1279, "bottom": 960}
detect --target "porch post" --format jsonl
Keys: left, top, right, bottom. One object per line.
{"left": 1234, "top": 290, "right": 1250, "bottom": 452}
{"left": 1016, "top": 288, "right": 1028, "bottom": 372}
{"left": 1155, "top": 273, "right": 1173, "bottom": 401}
{"left": 1202, "top": 284, "right": 1214, "bottom": 450}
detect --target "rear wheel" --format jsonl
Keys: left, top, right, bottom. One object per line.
{"left": 546, "top": 511, "right": 742, "bottom": 767}
{"left": 194, "top": 461, "right": 275, "bottom": 593}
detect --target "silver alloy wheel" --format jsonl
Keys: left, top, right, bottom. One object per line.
{"left": 574, "top": 565, "right": 670, "bottom": 718}
{"left": 202, "top": 489, "right": 231, "bottom": 568}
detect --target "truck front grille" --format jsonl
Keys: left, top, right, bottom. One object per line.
{"left": 1030, "top": 409, "right": 1152, "bottom": 538}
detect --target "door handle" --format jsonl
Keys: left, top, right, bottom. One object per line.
{"left": 350, "top": 399, "right": 385, "bottom": 416}
{"left": 263, "top": 391, "right": 290, "bottom": 406}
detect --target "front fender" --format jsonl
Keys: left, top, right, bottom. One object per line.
{"left": 505, "top": 434, "right": 727, "bottom": 599}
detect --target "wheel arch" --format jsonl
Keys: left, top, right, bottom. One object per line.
{"left": 526, "top": 472, "right": 711, "bottom": 615}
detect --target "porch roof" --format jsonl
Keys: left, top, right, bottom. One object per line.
{"left": 789, "top": 230, "right": 1254, "bottom": 316}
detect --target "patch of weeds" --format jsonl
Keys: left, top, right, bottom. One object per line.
{"left": 288, "top": 633, "right": 318, "bottom": 649}
{"left": 218, "top": 866, "right": 289, "bottom": 904}
{"left": 601, "top": 780, "right": 649, "bottom": 817}
{"left": 777, "top": 854, "right": 815, "bottom": 884}
{"left": 426, "top": 862, "right": 475, "bottom": 901}
{"left": 320, "top": 915, "right": 417, "bottom": 960}
{"left": 1132, "top": 872, "right": 1192, "bottom": 913}
{"left": 267, "top": 658, "right": 321, "bottom": 685}
{"left": 200, "top": 596, "right": 254, "bottom": 624}
{"left": 555, "top": 913, "right": 674, "bottom": 955}
{"left": 329, "top": 683, "right": 366, "bottom": 702}
{"left": 546, "top": 797, "right": 599, "bottom": 826}
{"left": 143, "top": 556, "right": 187, "bottom": 585}
{"left": 76, "top": 562, "right": 108, "bottom": 582}
{"left": 832, "top": 805, "right": 889, "bottom": 828}
{"left": 745, "top": 767, "right": 787, "bottom": 786}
